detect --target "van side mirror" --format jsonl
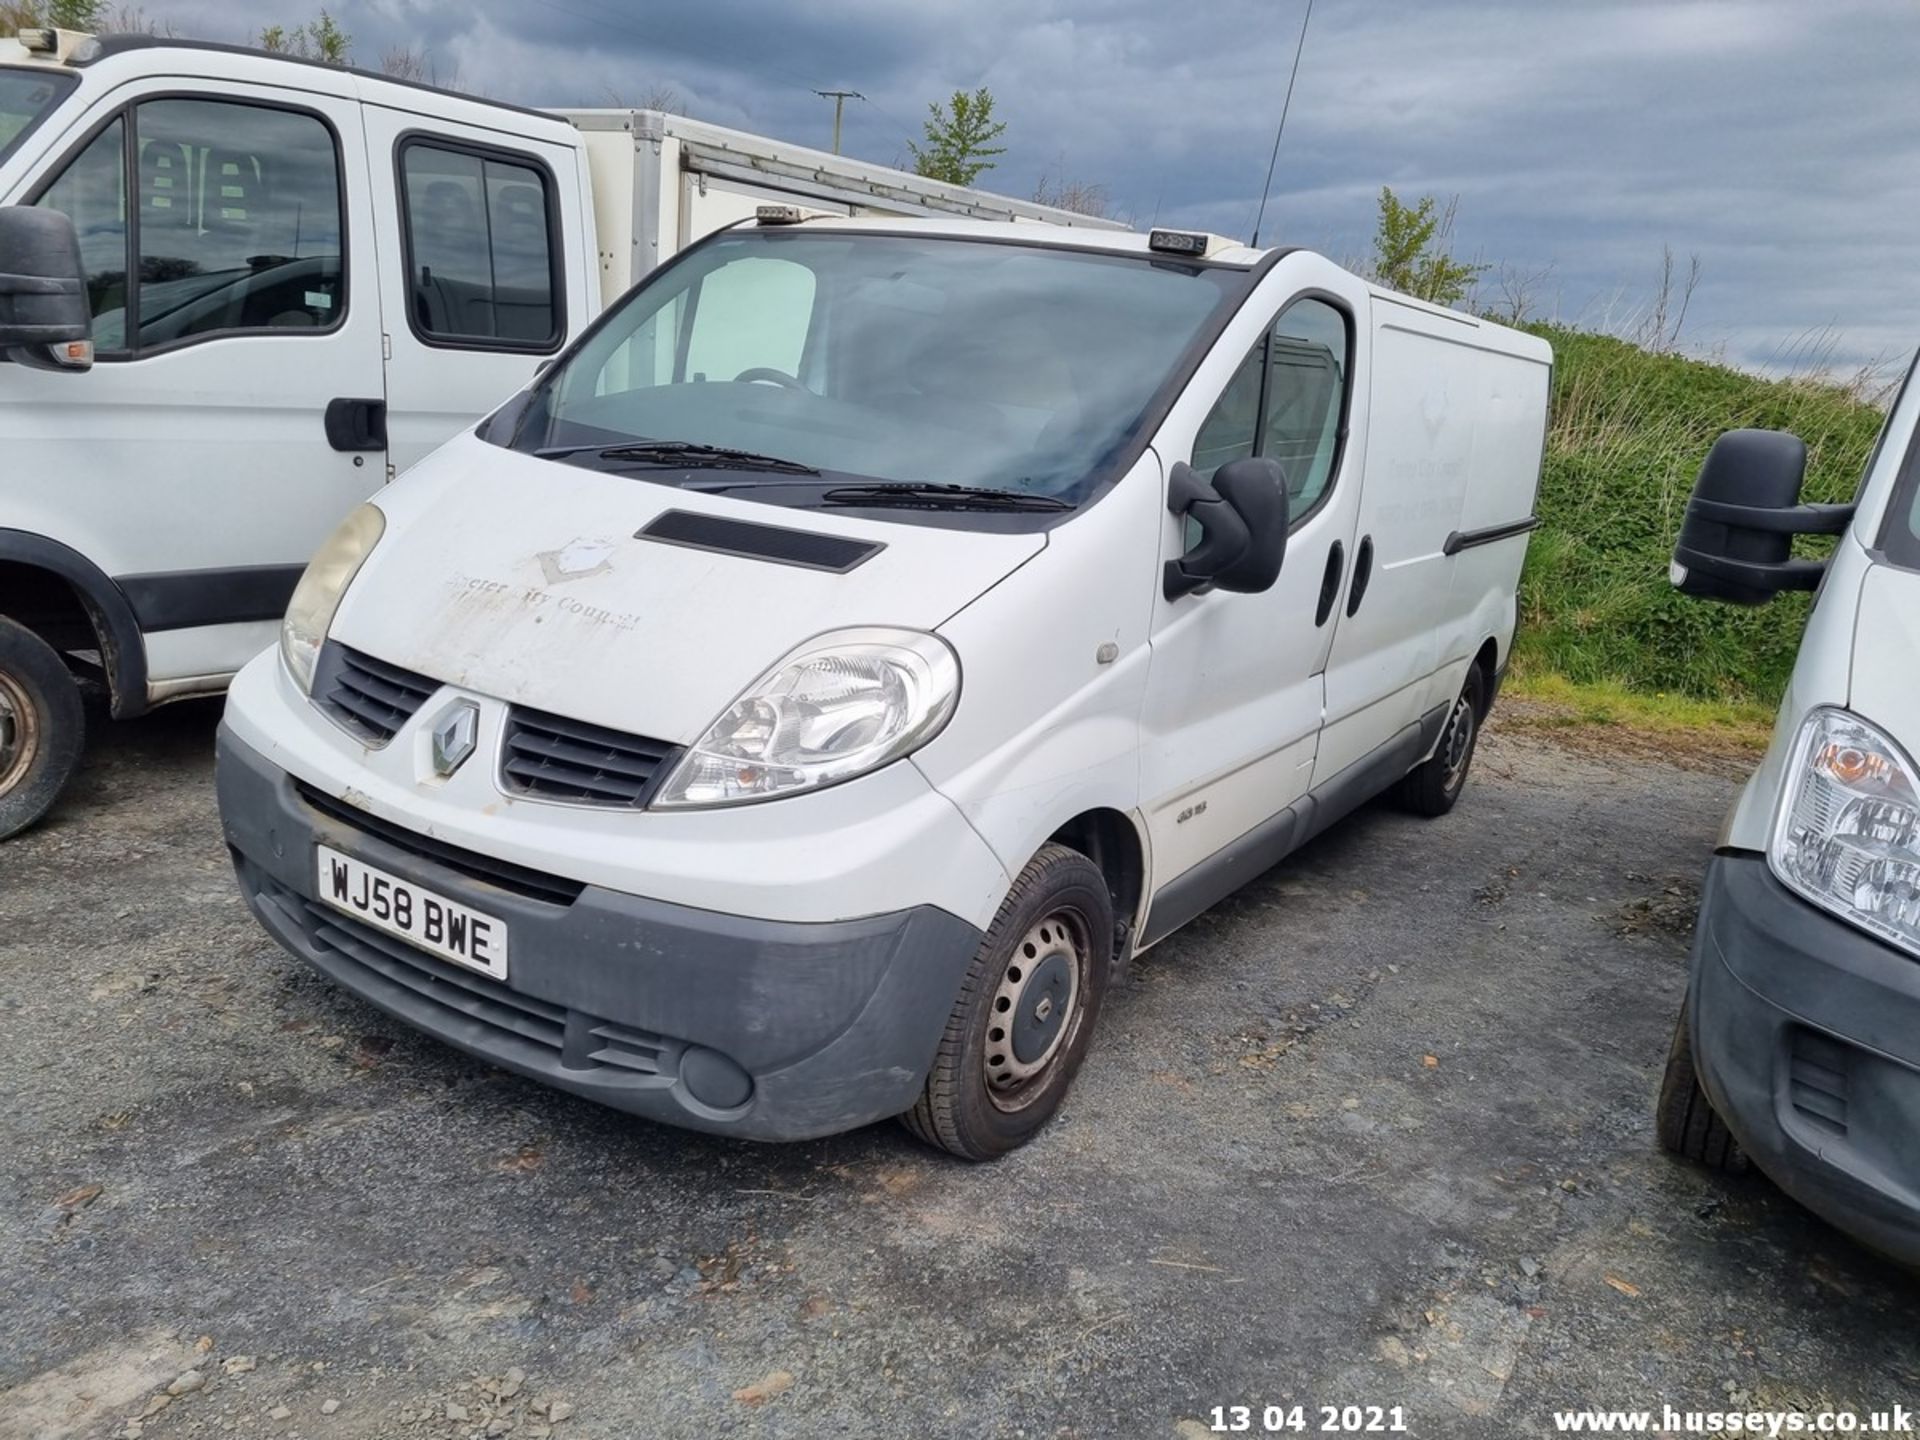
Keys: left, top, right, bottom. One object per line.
{"left": 1164, "top": 457, "right": 1290, "bottom": 600}
{"left": 0, "top": 206, "right": 93, "bottom": 372}
{"left": 1671, "top": 429, "right": 1854, "bottom": 605}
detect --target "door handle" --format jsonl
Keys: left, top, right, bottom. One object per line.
{"left": 325, "top": 397, "right": 387, "bottom": 453}
{"left": 1346, "top": 535, "right": 1375, "bottom": 617}
{"left": 1315, "top": 540, "right": 1345, "bottom": 627}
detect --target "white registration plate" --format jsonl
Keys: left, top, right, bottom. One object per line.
{"left": 315, "top": 845, "right": 509, "bottom": 981}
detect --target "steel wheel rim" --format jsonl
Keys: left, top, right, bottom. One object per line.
{"left": 984, "top": 908, "right": 1088, "bottom": 1112}
{"left": 1442, "top": 695, "right": 1475, "bottom": 793}
{"left": 0, "top": 671, "right": 39, "bottom": 798}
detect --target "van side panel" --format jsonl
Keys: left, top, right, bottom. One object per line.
{"left": 1316, "top": 302, "right": 1550, "bottom": 784}
{"left": 1435, "top": 338, "right": 1551, "bottom": 709}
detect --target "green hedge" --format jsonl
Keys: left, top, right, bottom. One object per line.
{"left": 1515, "top": 326, "right": 1885, "bottom": 704}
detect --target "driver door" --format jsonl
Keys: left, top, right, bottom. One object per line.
{"left": 8, "top": 74, "right": 385, "bottom": 687}
{"left": 1139, "top": 254, "right": 1370, "bottom": 937}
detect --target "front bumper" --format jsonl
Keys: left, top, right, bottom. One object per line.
{"left": 217, "top": 725, "right": 983, "bottom": 1141}
{"left": 1689, "top": 851, "right": 1920, "bottom": 1264}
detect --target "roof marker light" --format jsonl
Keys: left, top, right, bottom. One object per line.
{"left": 1148, "top": 228, "right": 1210, "bottom": 256}
{"left": 18, "top": 27, "right": 58, "bottom": 53}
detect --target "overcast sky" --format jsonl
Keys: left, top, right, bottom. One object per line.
{"left": 140, "top": 0, "right": 1919, "bottom": 379}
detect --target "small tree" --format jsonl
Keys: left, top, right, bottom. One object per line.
{"left": 909, "top": 87, "right": 1007, "bottom": 187}
{"left": 258, "top": 10, "right": 350, "bottom": 65}
{"left": 3, "top": 0, "right": 106, "bottom": 27}
{"left": 1370, "top": 187, "right": 1484, "bottom": 307}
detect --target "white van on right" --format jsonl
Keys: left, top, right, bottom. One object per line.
{"left": 1658, "top": 362, "right": 1920, "bottom": 1266}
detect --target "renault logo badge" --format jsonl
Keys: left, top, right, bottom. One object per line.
{"left": 431, "top": 702, "right": 479, "bottom": 777}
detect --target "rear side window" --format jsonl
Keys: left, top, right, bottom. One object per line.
{"left": 32, "top": 97, "right": 344, "bottom": 354}
{"left": 1190, "top": 295, "right": 1352, "bottom": 523}
{"left": 399, "top": 139, "right": 560, "bottom": 351}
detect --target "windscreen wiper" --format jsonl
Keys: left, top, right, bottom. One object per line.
{"left": 820, "top": 482, "right": 1071, "bottom": 512}
{"left": 540, "top": 440, "right": 820, "bottom": 477}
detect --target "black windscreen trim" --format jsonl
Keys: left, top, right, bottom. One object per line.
{"left": 636, "top": 510, "right": 883, "bottom": 573}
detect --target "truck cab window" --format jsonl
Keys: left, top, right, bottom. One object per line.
{"left": 32, "top": 98, "right": 343, "bottom": 354}
{"left": 35, "top": 117, "right": 127, "bottom": 344}
{"left": 400, "top": 141, "right": 559, "bottom": 349}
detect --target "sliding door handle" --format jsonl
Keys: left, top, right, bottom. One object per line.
{"left": 1346, "top": 535, "right": 1375, "bottom": 617}
{"left": 325, "top": 397, "right": 387, "bottom": 453}
{"left": 1315, "top": 540, "right": 1345, "bottom": 627}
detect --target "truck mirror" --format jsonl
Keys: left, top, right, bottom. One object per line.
{"left": 1163, "top": 457, "right": 1288, "bottom": 600}
{"left": 1670, "top": 428, "right": 1855, "bottom": 605}
{"left": 0, "top": 206, "right": 93, "bottom": 372}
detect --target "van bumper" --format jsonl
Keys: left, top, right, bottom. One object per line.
{"left": 1689, "top": 851, "right": 1920, "bottom": 1264}
{"left": 216, "top": 725, "right": 983, "bottom": 1142}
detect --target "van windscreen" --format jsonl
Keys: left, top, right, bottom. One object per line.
{"left": 0, "top": 68, "right": 75, "bottom": 167}
{"left": 513, "top": 231, "right": 1247, "bottom": 507}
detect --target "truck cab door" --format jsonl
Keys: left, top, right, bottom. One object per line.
{"left": 1140, "top": 254, "right": 1370, "bottom": 931}
{"left": 359, "top": 104, "right": 587, "bottom": 475}
{"left": 4, "top": 77, "right": 385, "bottom": 692}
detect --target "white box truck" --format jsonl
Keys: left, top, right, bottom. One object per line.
{"left": 211, "top": 212, "right": 1552, "bottom": 1157}
{"left": 0, "top": 27, "right": 1120, "bottom": 836}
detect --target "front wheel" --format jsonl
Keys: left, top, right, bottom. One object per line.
{"left": 901, "top": 843, "right": 1114, "bottom": 1161}
{"left": 1655, "top": 997, "right": 1748, "bottom": 1173}
{"left": 0, "top": 616, "right": 86, "bottom": 841}
{"left": 1395, "top": 666, "right": 1486, "bottom": 817}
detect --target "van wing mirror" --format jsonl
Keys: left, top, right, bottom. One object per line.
{"left": 0, "top": 206, "right": 93, "bottom": 372}
{"left": 1164, "top": 457, "right": 1289, "bottom": 600}
{"left": 1670, "top": 429, "right": 1854, "bottom": 605}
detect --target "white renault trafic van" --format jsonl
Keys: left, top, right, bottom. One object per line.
{"left": 1656, "top": 371, "right": 1920, "bottom": 1263}
{"left": 215, "top": 215, "right": 1551, "bottom": 1158}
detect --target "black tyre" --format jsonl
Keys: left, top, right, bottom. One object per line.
{"left": 1655, "top": 997, "right": 1748, "bottom": 1173}
{"left": 0, "top": 616, "right": 85, "bottom": 841}
{"left": 1395, "top": 665, "right": 1486, "bottom": 817}
{"left": 901, "top": 843, "right": 1114, "bottom": 1161}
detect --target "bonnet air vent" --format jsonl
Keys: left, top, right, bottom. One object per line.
{"left": 636, "top": 510, "right": 882, "bottom": 574}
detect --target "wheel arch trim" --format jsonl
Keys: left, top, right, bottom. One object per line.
{"left": 0, "top": 529, "right": 149, "bottom": 718}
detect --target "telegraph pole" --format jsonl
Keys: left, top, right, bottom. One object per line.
{"left": 814, "top": 89, "right": 864, "bottom": 154}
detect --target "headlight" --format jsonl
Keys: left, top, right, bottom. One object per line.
{"left": 652, "top": 627, "right": 960, "bottom": 808}
{"left": 1771, "top": 707, "right": 1920, "bottom": 958}
{"left": 280, "top": 504, "right": 386, "bottom": 693}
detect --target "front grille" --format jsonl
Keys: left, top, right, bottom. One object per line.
{"left": 251, "top": 869, "right": 679, "bottom": 1078}
{"left": 501, "top": 706, "right": 678, "bottom": 808}
{"left": 1789, "top": 1028, "right": 1849, "bottom": 1136}
{"left": 294, "top": 779, "right": 585, "bottom": 907}
{"left": 315, "top": 642, "right": 439, "bottom": 745}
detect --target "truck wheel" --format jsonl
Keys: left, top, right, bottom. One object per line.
{"left": 1655, "top": 997, "right": 1748, "bottom": 1173}
{"left": 0, "top": 616, "right": 86, "bottom": 841}
{"left": 901, "top": 843, "right": 1114, "bottom": 1161}
{"left": 1395, "top": 666, "right": 1486, "bottom": 817}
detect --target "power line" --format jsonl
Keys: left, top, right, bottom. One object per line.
{"left": 1250, "top": 0, "right": 1314, "bottom": 248}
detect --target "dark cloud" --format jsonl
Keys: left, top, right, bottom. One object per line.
{"left": 146, "top": 0, "right": 1920, "bottom": 374}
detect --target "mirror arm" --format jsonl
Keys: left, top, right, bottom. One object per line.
{"left": 1685, "top": 496, "right": 1856, "bottom": 536}
{"left": 1164, "top": 462, "right": 1250, "bottom": 601}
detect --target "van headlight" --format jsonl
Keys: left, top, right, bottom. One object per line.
{"left": 280, "top": 504, "right": 386, "bottom": 694}
{"left": 653, "top": 627, "right": 960, "bottom": 807}
{"left": 1771, "top": 707, "right": 1920, "bottom": 959}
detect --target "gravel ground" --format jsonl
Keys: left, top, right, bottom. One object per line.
{"left": 2, "top": 699, "right": 1916, "bottom": 1440}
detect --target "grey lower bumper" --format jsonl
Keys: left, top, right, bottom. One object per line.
{"left": 1689, "top": 851, "right": 1920, "bottom": 1264}
{"left": 216, "top": 725, "right": 983, "bottom": 1142}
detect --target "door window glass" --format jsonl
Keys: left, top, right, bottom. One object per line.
{"left": 400, "top": 141, "right": 559, "bottom": 348}
{"left": 35, "top": 116, "right": 128, "bottom": 347}
{"left": 1264, "top": 298, "right": 1348, "bottom": 512}
{"left": 32, "top": 98, "right": 343, "bottom": 354}
{"left": 1188, "top": 295, "right": 1350, "bottom": 529}
{"left": 134, "top": 99, "right": 343, "bottom": 344}
{"left": 1191, "top": 345, "right": 1261, "bottom": 479}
